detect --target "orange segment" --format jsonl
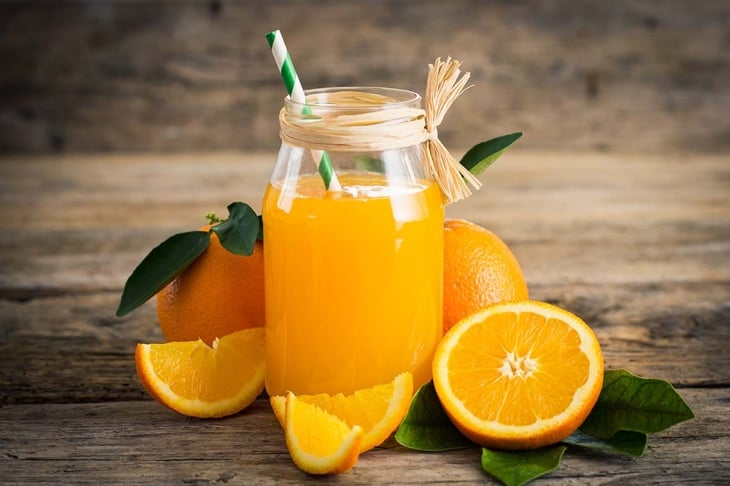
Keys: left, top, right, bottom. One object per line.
{"left": 285, "top": 392, "right": 363, "bottom": 475}
{"left": 271, "top": 372, "right": 413, "bottom": 452}
{"left": 135, "top": 328, "right": 265, "bottom": 418}
{"left": 433, "top": 301, "right": 603, "bottom": 450}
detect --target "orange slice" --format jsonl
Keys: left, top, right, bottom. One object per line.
{"left": 135, "top": 328, "right": 265, "bottom": 418}
{"left": 271, "top": 372, "right": 413, "bottom": 452}
{"left": 285, "top": 392, "right": 363, "bottom": 475}
{"left": 433, "top": 300, "right": 604, "bottom": 450}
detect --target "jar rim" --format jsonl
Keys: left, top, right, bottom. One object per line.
{"left": 285, "top": 86, "right": 421, "bottom": 111}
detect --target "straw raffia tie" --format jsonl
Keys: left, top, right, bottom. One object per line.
{"left": 422, "top": 57, "right": 481, "bottom": 203}
{"left": 279, "top": 57, "right": 482, "bottom": 204}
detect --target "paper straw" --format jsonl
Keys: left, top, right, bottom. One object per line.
{"left": 266, "top": 30, "right": 341, "bottom": 191}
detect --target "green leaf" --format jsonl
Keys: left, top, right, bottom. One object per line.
{"left": 562, "top": 429, "right": 647, "bottom": 457}
{"left": 395, "top": 381, "right": 473, "bottom": 451}
{"left": 481, "top": 446, "right": 567, "bottom": 486}
{"left": 460, "top": 132, "right": 522, "bottom": 176}
{"left": 210, "top": 202, "right": 259, "bottom": 255}
{"left": 354, "top": 154, "right": 384, "bottom": 173}
{"left": 256, "top": 215, "right": 264, "bottom": 241}
{"left": 580, "top": 369, "right": 695, "bottom": 439}
{"left": 116, "top": 230, "right": 211, "bottom": 317}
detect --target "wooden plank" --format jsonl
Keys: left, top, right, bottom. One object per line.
{"left": 1, "top": 389, "right": 727, "bottom": 484}
{"left": 1, "top": 152, "right": 728, "bottom": 293}
{"left": 0, "top": 151, "right": 727, "bottom": 481}
{"left": 1, "top": 281, "right": 727, "bottom": 405}
{"left": 1, "top": 1, "right": 728, "bottom": 153}
{"left": 0, "top": 152, "right": 273, "bottom": 231}
{"left": 1, "top": 152, "right": 728, "bottom": 405}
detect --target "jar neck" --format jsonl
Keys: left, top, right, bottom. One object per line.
{"left": 279, "top": 87, "right": 430, "bottom": 152}
{"left": 284, "top": 87, "right": 422, "bottom": 113}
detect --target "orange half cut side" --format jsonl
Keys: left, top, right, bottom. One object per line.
{"left": 433, "top": 300, "right": 604, "bottom": 450}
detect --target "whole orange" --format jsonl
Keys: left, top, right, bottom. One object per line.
{"left": 442, "top": 219, "right": 528, "bottom": 333}
{"left": 156, "top": 226, "right": 265, "bottom": 345}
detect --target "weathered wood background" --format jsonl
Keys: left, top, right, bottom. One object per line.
{"left": 1, "top": 0, "right": 729, "bottom": 153}
{"left": 1, "top": 1, "right": 729, "bottom": 483}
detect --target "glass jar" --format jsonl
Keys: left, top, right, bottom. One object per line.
{"left": 262, "top": 87, "right": 444, "bottom": 396}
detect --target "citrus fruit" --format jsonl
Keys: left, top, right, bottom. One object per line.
{"left": 156, "top": 226, "right": 265, "bottom": 345}
{"left": 135, "top": 327, "right": 265, "bottom": 418}
{"left": 284, "top": 392, "right": 364, "bottom": 475}
{"left": 270, "top": 372, "right": 413, "bottom": 453}
{"left": 433, "top": 300, "right": 604, "bottom": 450}
{"left": 443, "top": 219, "right": 528, "bottom": 333}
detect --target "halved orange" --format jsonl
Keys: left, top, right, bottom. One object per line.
{"left": 285, "top": 392, "right": 363, "bottom": 475}
{"left": 135, "top": 328, "right": 265, "bottom": 418}
{"left": 433, "top": 300, "right": 604, "bottom": 450}
{"left": 271, "top": 372, "right": 413, "bottom": 452}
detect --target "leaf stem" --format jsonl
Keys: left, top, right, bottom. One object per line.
{"left": 206, "top": 212, "right": 224, "bottom": 225}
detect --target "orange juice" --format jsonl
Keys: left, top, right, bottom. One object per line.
{"left": 263, "top": 172, "right": 443, "bottom": 396}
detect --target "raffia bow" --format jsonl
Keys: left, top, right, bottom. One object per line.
{"left": 278, "top": 57, "right": 481, "bottom": 204}
{"left": 422, "top": 57, "right": 481, "bottom": 203}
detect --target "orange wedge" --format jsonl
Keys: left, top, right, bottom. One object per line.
{"left": 433, "top": 300, "right": 604, "bottom": 450}
{"left": 135, "top": 328, "right": 265, "bottom": 418}
{"left": 285, "top": 392, "right": 363, "bottom": 475}
{"left": 271, "top": 372, "right": 413, "bottom": 452}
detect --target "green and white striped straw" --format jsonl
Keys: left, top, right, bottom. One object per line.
{"left": 266, "top": 30, "right": 341, "bottom": 191}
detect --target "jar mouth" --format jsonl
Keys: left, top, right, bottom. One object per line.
{"left": 285, "top": 87, "right": 421, "bottom": 111}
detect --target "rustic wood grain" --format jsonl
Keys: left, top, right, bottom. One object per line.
{"left": 1, "top": 389, "right": 728, "bottom": 485}
{"left": 1, "top": 281, "right": 728, "bottom": 405}
{"left": 1, "top": 151, "right": 728, "bottom": 290}
{"left": 0, "top": 151, "right": 728, "bottom": 482}
{"left": 1, "top": 0, "right": 729, "bottom": 153}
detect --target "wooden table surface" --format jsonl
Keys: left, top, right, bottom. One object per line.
{"left": 1, "top": 150, "right": 728, "bottom": 484}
